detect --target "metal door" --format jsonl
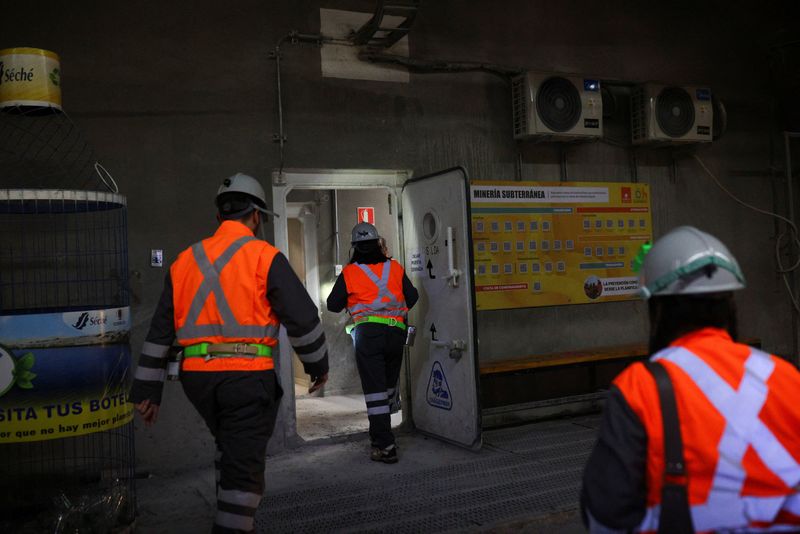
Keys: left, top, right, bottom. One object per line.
{"left": 401, "top": 167, "right": 481, "bottom": 449}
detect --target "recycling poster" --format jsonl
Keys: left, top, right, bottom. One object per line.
{"left": 470, "top": 181, "right": 652, "bottom": 310}
{"left": 0, "top": 307, "right": 133, "bottom": 443}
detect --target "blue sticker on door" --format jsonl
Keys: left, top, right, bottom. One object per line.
{"left": 426, "top": 361, "right": 452, "bottom": 410}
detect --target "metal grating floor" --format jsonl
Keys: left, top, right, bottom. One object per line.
{"left": 255, "top": 415, "right": 599, "bottom": 533}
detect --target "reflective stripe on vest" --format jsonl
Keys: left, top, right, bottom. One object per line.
{"left": 176, "top": 235, "right": 280, "bottom": 342}
{"left": 347, "top": 261, "right": 407, "bottom": 320}
{"left": 637, "top": 346, "right": 800, "bottom": 532}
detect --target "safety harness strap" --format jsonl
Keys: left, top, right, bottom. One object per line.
{"left": 644, "top": 361, "right": 695, "bottom": 534}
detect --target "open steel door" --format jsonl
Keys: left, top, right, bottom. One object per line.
{"left": 401, "top": 167, "right": 481, "bottom": 449}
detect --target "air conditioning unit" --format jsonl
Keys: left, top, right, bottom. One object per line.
{"left": 511, "top": 72, "right": 603, "bottom": 141}
{"left": 631, "top": 83, "right": 713, "bottom": 144}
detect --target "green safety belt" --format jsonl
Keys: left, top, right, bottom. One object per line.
{"left": 345, "top": 316, "right": 407, "bottom": 334}
{"left": 183, "top": 342, "right": 272, "bottom": 358}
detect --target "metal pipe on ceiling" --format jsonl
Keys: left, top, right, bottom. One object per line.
{"left": 358, "top": 50, "right": 521, "bottom": 81}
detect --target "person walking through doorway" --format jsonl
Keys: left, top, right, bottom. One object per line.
{"left": 326, "top": 222, "right": 418, "bottom": 463}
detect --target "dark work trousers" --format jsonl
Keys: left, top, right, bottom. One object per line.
{"left": 181, "top": 370, "right": 282, "bottom": 534}
{"left": 352, "top": 323, "right": 406, "bottom": 449}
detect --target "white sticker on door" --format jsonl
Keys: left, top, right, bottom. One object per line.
{"left": 407, "top": 249, "right": 424, "bottom": 275}
{"left": 426, "top": 361, "right": 452, "bottom": 410}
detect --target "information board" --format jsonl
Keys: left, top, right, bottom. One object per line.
{"left": 471, "top": 181, "right": 652, "bottom": 310}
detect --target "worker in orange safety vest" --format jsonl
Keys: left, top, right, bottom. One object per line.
{"left": 130, "top": 173, "right": 329, "bottom": 533}
{"left": 581, "top": 226, "right": 800, "bottom": 533}
{"left": 326, "top": 222, "right": 418, "bottom": 463}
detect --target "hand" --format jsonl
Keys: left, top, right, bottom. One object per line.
{"left": 308, "top": 373, "right": 328, "bottom": 394}
{"left": 135, "top": 399, "right": 160, "bottom": 427}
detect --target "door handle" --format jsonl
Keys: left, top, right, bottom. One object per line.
{"left": 445, "top": 226, "right": 461, "bottom": 287}
{"left": 431, "top": 339, "right": 466, "bottom": 360}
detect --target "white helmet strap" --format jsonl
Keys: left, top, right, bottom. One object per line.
{"left": 646, "top": 255, "right": 745, "bottom": 297}
{"left": 221, "top": 202, "right": 278, "bottom": 220}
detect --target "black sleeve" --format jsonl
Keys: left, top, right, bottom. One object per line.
{"left": 580, "top": 385, "right": 648, "bottom": 530}
{"left": 130, "top": 273, "right": 176, "bottom": 405}
{"left": 326, "top": 273, "right": 348, "bottom": 313}
{"left": 402, "top": 272, "right": 419, "bottom": 309}
{"left": 267, "top": 253, "right": 329, "bottom": 378}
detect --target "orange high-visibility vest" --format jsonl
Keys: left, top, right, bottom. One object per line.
{"left": 615, "top": 328, "right": 800, "bottom": 533}
{"left": 342, "top": 260, "right": 408, "bottom": 324}
{"left": 171, "top": 220, "right": 280, "bottom": 372}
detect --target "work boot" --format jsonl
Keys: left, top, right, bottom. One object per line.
{"left": 370, "top": 444, "right": 398, "bottom": 464}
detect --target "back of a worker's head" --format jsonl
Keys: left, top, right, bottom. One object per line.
{"left": 216, "top": 191, "right": 264, "bottom": 221}
{"left": 215, "top": 173, "right": 273, "bottom": 222}
{"left": 349, "top": 223, "right": 389, "bottom": 264}
{"left": 638, "top": 226, "right": 745, "bottom": 353}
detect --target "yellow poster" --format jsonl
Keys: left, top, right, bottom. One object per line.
{"left": 471, "top": 181, "right": 652, "bottom": 310}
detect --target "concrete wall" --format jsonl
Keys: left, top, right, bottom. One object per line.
{"left": 4, "top": 1, "right": 797, "bottom": 470}
{"left": 335, "top": 189, "right": 398, "bottom": 264}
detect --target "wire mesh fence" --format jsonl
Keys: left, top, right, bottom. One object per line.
{"left": 0, "top": 106, "right": 134, "bottom": 531}
{"left": 0, "top": 191, "right": 128, "bottom": 313}
{"left": 0, "top": 422, "right": 136, "bottom": 532}
{"left": 0, "top": 106, "right": 117, "bottom": 192}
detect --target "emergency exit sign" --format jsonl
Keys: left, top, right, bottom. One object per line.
{"left": 357, "top": 207, "right": 375, "bottom": 225}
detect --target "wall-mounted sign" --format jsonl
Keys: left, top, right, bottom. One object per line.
{"left": 357, "top": 206, "right": 375, "bottom": 225}
{"left": 150, "top": 249, "right": 163, "bottom": 268}
{"left": 470, "top": 181, "right": 653, "bottom": 310}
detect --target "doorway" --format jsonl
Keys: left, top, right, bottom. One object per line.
{"left": 281, "top": 179, "right": 405, "bottom": 442}
{"left": 285, "top": 202, "right": 317, "bottom": 392}
{"left": 271, "top": 168, "right": 482, "bottom": 453}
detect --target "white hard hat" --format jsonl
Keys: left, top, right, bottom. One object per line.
{"left": 216, "top": 173, "right": 277, "bottom": 217}
{"left": 640, "top": 226, "right": 745, "bottom": 299}
{"left": 351, "top": 222, "right": 379, "bottom": 243}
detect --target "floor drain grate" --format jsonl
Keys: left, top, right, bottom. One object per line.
{"left": 255, "top": 416, "right": 599, "bottom": 533}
